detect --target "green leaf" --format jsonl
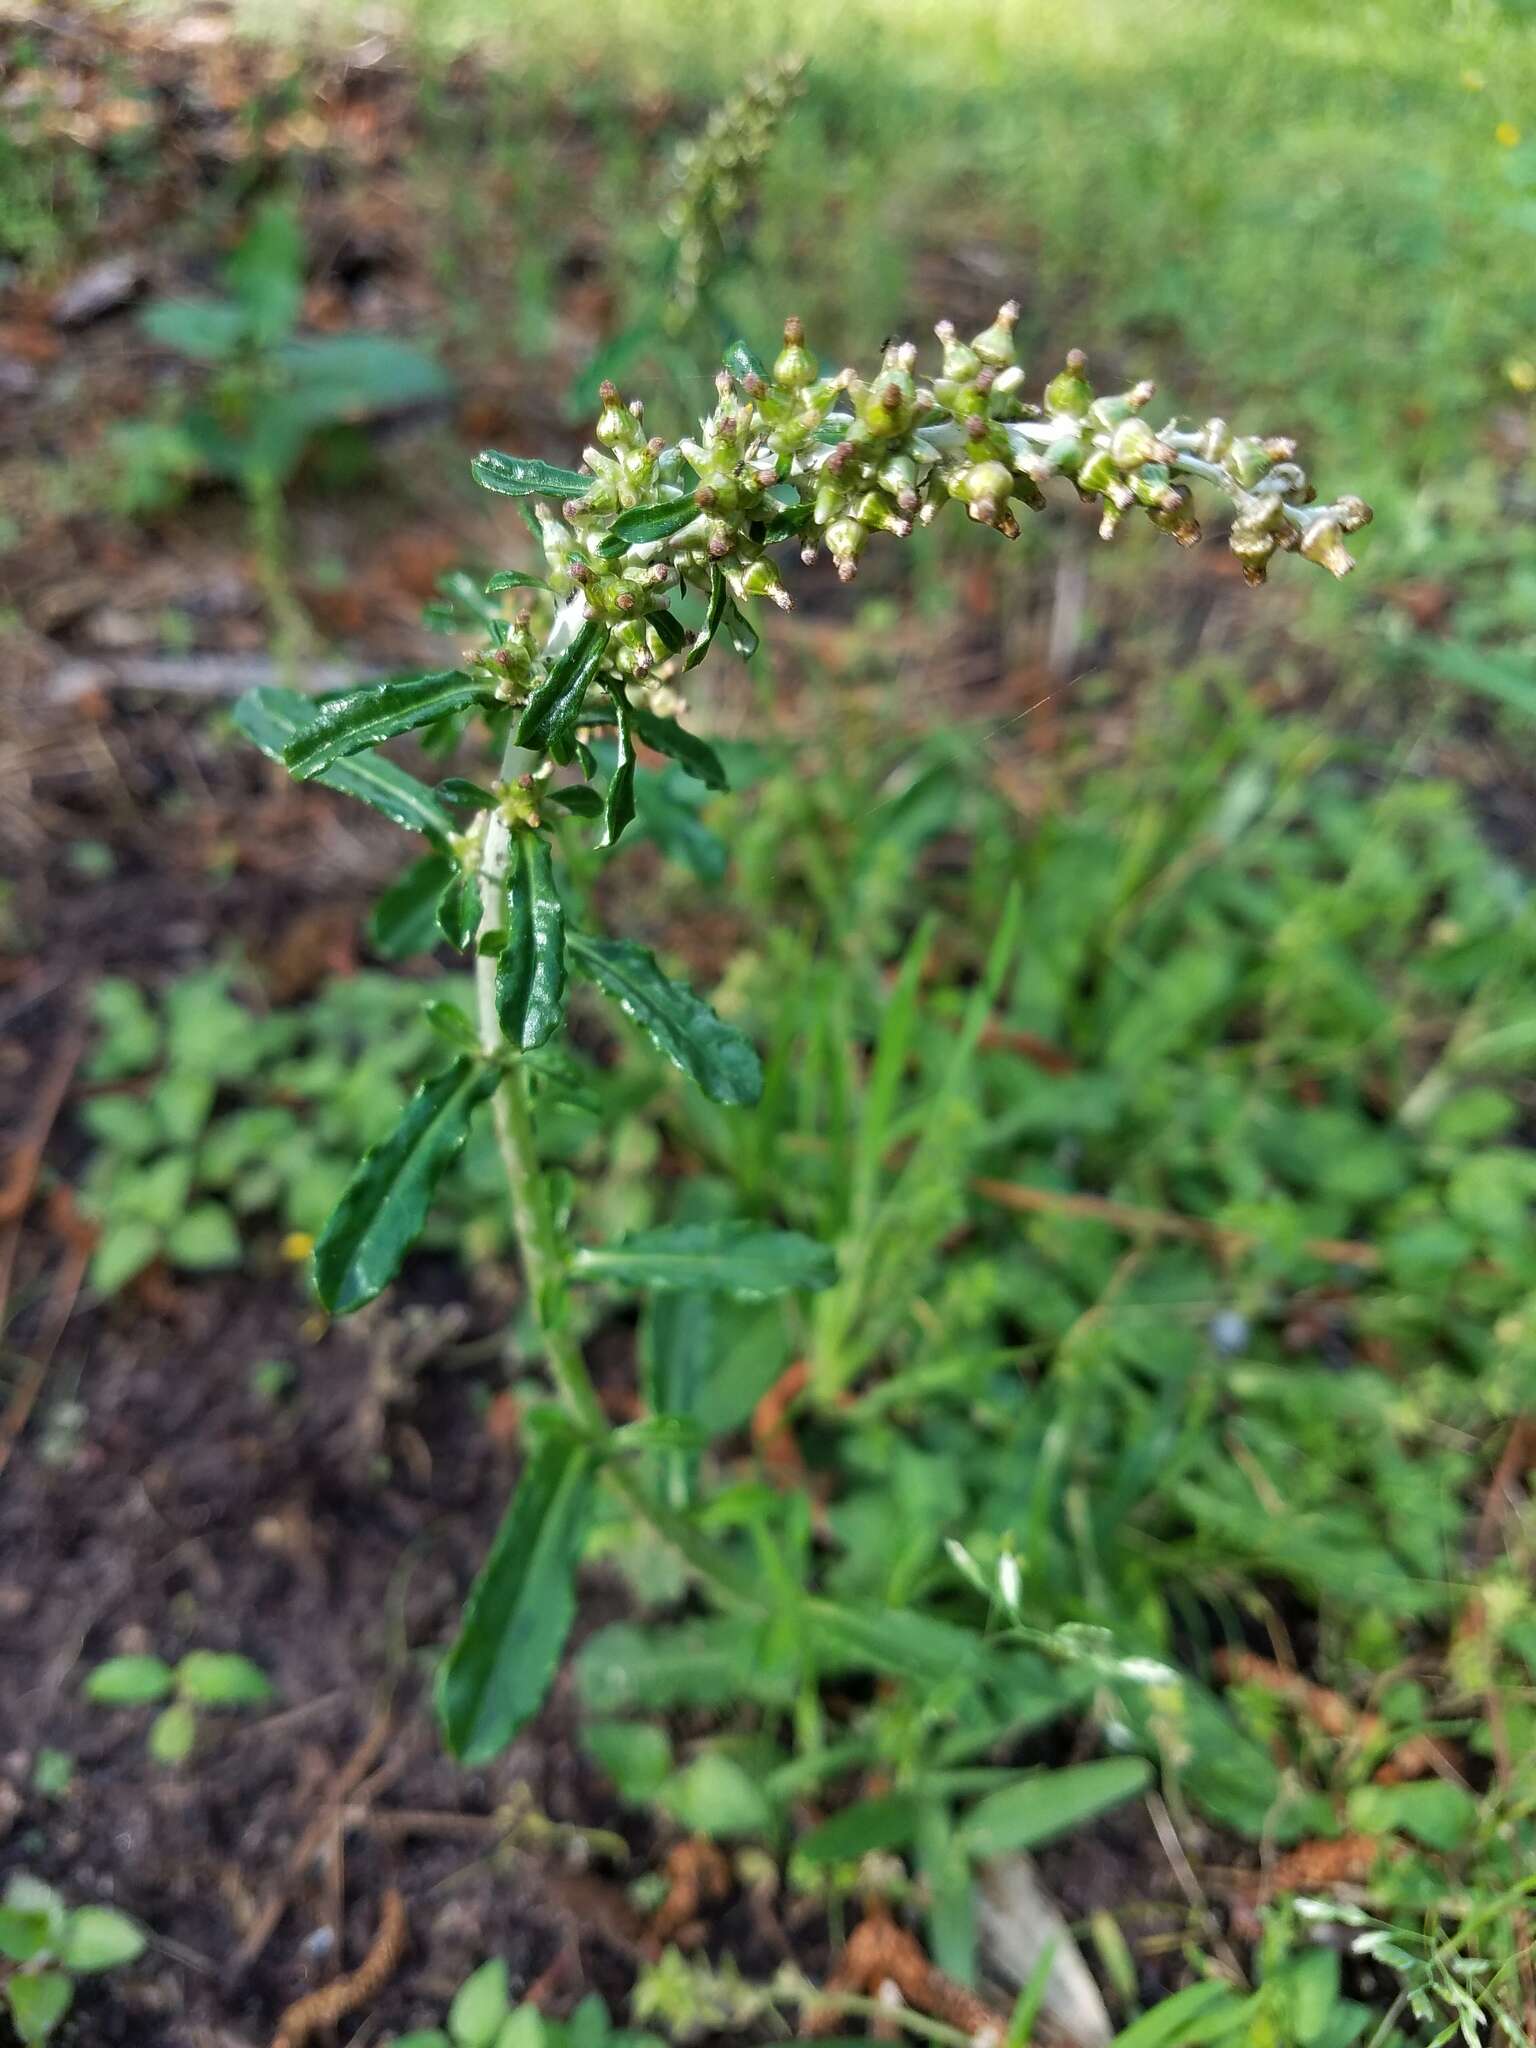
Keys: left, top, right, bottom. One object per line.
{"left": 596, "top": 498, "right": 700, "bottom": 557}
{"left": 437, "top": 1427, "right": 598, "bottom": 1764}
{"left": 436, "top": 869, "right": 483, "bottom": 951}
{"left": 438, "top": 778, "right": 499, "bottom": 810}
{"left": 449, "top": 1958, "right": 512, "bottom": 2047}
{"left": 370, "top": 854, "right": 455, "bottom": 958}
{"left": 684, "top": 567, "right": 728, "bottom": 673}
{"left": 0, "top": 1909, "right": 53, "bottom": 1965}
{"left": 573, "top": 1220, "right": 835, "bottom": 1299}
{"left": 582, "top": 1720, "right": 673, "bottom": 1803}
{"left": 141, "top": 295, "right": 248, "bottom": 360}
{"left": 599, "top": 683, "right": 637, "bottom": 849}
{"left": 175, "top": 1651, "right": 273, "bottom": 1709}
{"left": 85, "top": 1655, "right": 175, "bottom": 1706}
{"left": 629, "top": 703, "right": 728, "bottom": 790}
{"left": 148, "top": 1701, "right": 197, "bottom": 1766}
{"left": 59, "top": 1906, "right": 146, "bottom": 1974}
{"left": 283, "top": 673, "right": 494, "bottom": 779}
{"left": 809, "top": 1604, "right": 988, "bottom": 1684}
{"left": 393, "top": 2035, "right": 452, "bottom": 2048}
{"left": 1346, "top": 1779, "right": 1477, "bottom": 1853}
{"left": 959, "top": 1758, "right": 1153, "bottom": 1857}
{"left": 649, "top": 609, "right": 687, "bottom": 654}
{"left": 89, "top": 1217, "right": 161, "bottom": 1296}
{"left": 472, "top": 451, "right": 591, "bottom": 500}
{"left": 798, "top": 1794, "right": 921, "bottom": 1865}
{"left": 495, "top": 832, "right": 566, "bottom": 1052}
{"left": 717, "top": 582, "right": 758, "bottom": 661}
{"left": 547, "top": 784, "right": 604, "bottom": 817}
{"left": 6, "top": 1972, "right": 73, "bottom": 2044}
{"left": 1107, "top": 1981, "right": 1248, "bottom": 2048}
{"left": 486, "top": 569, "right": 549, "bottom": 593}
{"left": 234, "top": 687, "right": 454, "bottom": 845}
{"left": 517, "top": 621, "right": 609, "bottom": 754}
{"left": 723, "top": 339, "right": 767, "bottom": 382}
{"left": 313, "top": 1058, "right": 499, "bottom": 1313}
{"left": 165, "top": 1202, "right": 241, "bottom": 1271}
{"left": 567, "top": 932, "right": 763, "bottom": 1106}
{"left": 656, "top": 1752, "right": 773, "bottom": 1838}
{"left": 423, "top": 1000, "right": 481, "bottom": 1054}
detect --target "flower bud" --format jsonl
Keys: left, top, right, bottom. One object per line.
{"left": 1298, "top": 516, "right": 1354, "bottom": 578}
{"left": 1227, "top": 437, "right": 1274, "bottom": 488}
{"left": 935, "top": 319, "right": 981, "bottom": 385}
{"left": 1110, "top": 416, "right": 1160, "bottom": 469}
{"left": 734, "top": 555, "right": 792, "bottom": 606}
{"left": 1229, "top": 523, "right": 1276, "bottom": 585}
{"left": 1044, "top": 349, "right": 1093, "bottom": 419}
{"left": 971, "top": 299, "right": 1020, "bottom": 369}
{"left": 825, "top": 516, "right": 868, "bottom": 580}
{"left": 773, "top": 315, "right": 818, "bottom": 391}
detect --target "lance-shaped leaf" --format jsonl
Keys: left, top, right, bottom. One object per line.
{"left": 568, "top": 931, "right": 763, "bottom": 1105}
{"left": 599, "top": 682, "right": 637, "bottom": 849}
{"left": 684, "top": 565, "right": 758, "bottom": 670}
{"left": 437, "top": 1423, "right": 597, "bottom": 1762}
{"left": 958, "top": 1757, "right": 1153, "bottom": 1856}
{"left": 630, "top": 701, "right": 728, "bottom": 790}
{"left": 234, "top": 686, "right": 453, "bottom": 845}
{"left": 596, "top": 497, "right": 701, "bottom": 558}
{"left": 495, "top": 831, "right": 566, "bottom": 1050}
{"left": 436, "top": 868, "right": 482, "bottom": 951}
{"left": 573, "top": 1220, "right": 835, "bottom": 1299}
{"left": 313, "top": 1057, "right": 498, "bottom": 1313}
{"left": 547, "top": 783, "right": 604, "bottom": 818}
{"left": 516, "top": 620, "right": 609, "bottom": 754}
{"left": 649, "top": 608, "right": 687, "bottom": 654}
{"left": 283, "top": 671, "right": 495, "bottom": 779}
{"left": 486, "top": 568, "right": 549, "bottom": 593}
{"left": 472, "top": 450, "right": 592, "bottom": 499}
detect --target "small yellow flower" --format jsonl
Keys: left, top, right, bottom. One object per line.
{"left": 1507, "top": 358, "right": 1536, "bottom": 393}
{"left": 280, "top": 1230, "right": 315, "bottom": 1262}
{"left": 1495, "top": 120, "right": 1521, "bottom": 148}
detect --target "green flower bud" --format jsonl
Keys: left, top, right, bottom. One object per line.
{"left": 935, "top": 319, "right": 981, "bottom": 385}
{"left": 971, "top": 299, "right": 1020, "bottom": 369}
{"left": 1110, "top": 416, "right": 1160, "bottom": 469}
{"left": 1227, "top": 437, "right": 1274, "bottom": 488}
{"left": 773, "top": 316, "right": 818, "bottom": 391}
{"left": 733, "top": 556, "right": 793, "bottom": 607}
{"left": 1229, "top": 523, "right": 1277, "bottom": 585}
{"left": 950, "top": 458, "right": 1014, "bottom": 508}
{"left": 1044, "top": 349, "right": 1093, "bottom": 419}
{"left": 859, "top": 369, "right": 917, "bottom": 438}
{"left": 1298, "top": 516, "right": 1354, "bottom": 578}
{"left": 1075, "top": 447, "right": 1119, "bottom": 496}
{"left": 825, "top": 516, "right": 869, "bottom": 581}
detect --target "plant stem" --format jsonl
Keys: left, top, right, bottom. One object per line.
{"left": 475, "top": 742, "right": 758, "bottom": 1608}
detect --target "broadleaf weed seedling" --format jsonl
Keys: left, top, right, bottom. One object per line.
{"left": 84, "top": 1648, "right": 274, "bottom": 1766}
{"left": 0, "top": 1875, "right": 145, "bottom": 2046}
{"left": 236, "top": 307, "right": 1369, "bottom": 1766}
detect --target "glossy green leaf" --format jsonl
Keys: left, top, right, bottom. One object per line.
{"left": 495, "top": 832, "right": 566, "bottom": 1051}
{"left": 517, "top": 620, "right": 609, "bottom": 754}
{"left": 547, "top": 783, "right": 604, "bottom": 818}
{"left": 436, "top": 869, "right": 482, "bottom": 951}
{"left": 424, "top": 999, "right": 481, "bottom": 1054}
{"left": 755, "top": 499, "right": 814, "bottom": 544}
{"left": 283, "top": 672, "right": 493, "bottom": 779}
{"left": 6, "top": 1972, "right": 73, "bottom": 2044}
{"left": 596, "top": 498, "right": 700, "bottom": 557}
{"left": 369, "top": 853, "right": 455, "bottom": 959}
{"left": 648, "top": 608, "right": 687, "bottom": 655}
{"left": 683, "top": 567, "right": 728, "bottom": 673}
{"left": 234, "top": 687, "right": 453, "bottom": 845}
{"left": 567, "top": 932, "right": 763, "bottom": 1105}
{"left": 486, "top": 569, "right": 549, "bottom": 593}
{"left": 959, "top": 1757, "right": 1152, "bottom": 1857}
{"left": 59, "top": 1906, "right": 146, "bottom": 1974}
{"left": 175, "top": 1650, "right": 273, "bottom": 1708}
{"left": 599, "top": 683, "right": 636, "bottom": 849}
{"left": 437, "top": 778, "right": 499, "bottom": 811}
{"left": 573, "top": 1220, "right": 834, "bottom": 1298}
{"left": 313, "top": 1057, "right": 498, "bottom": 1313}
{"left": 437, "top": 1426, "right": 598, "bottom": 1763}
{"left": 717, "top": 579, "right": 759, "bottom": 661}
{"left": 472, "top": 451, "right": 591, "bottom": 501}
{"left": 628, "top": 702, "right": 728, "bottom": 790}
{"left": 723, "top": 339, "right": 767, "bottom": 382}
{"left": 84, "top": 1655, "right": 175, "bottom": 1706}
{"left": 798, "top": 1793, "right": 921, "bottom": 1865}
